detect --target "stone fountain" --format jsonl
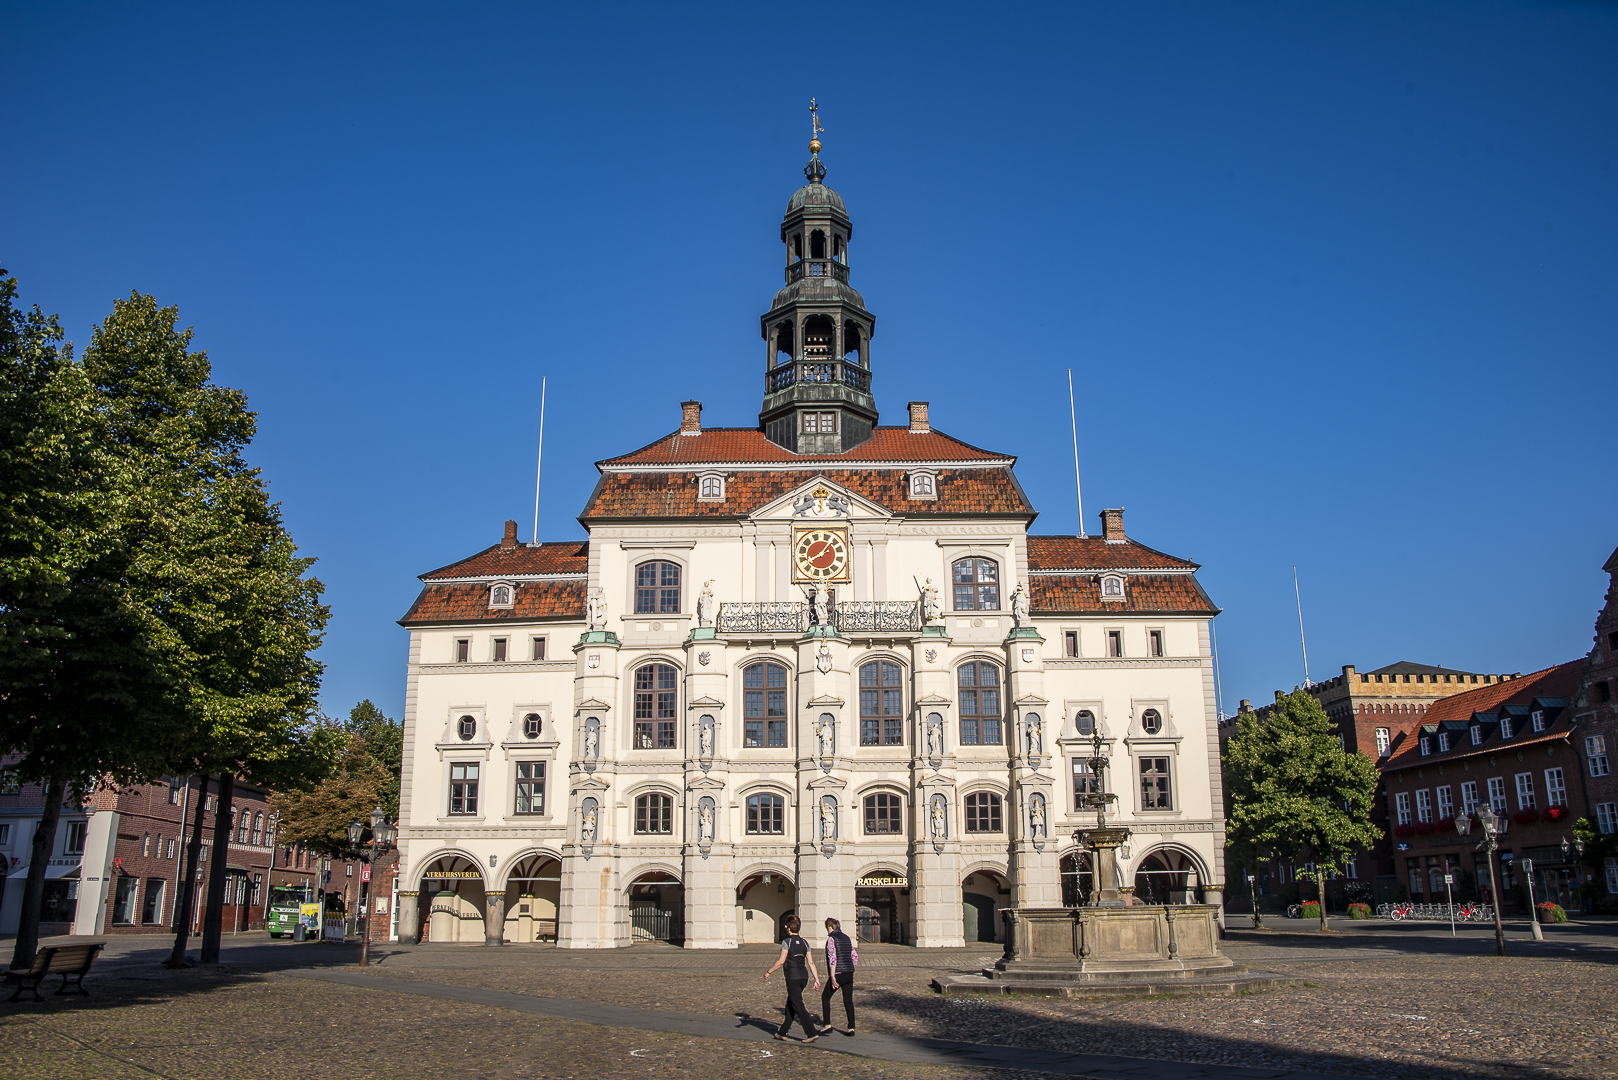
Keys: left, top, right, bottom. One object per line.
{"left": 935, "top": 732, "right": 1294, "bottom": 999}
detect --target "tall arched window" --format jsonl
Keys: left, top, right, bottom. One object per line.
{"left": 251, "top": 812, "right": 264, "bottom": 846}
{"left": 746, "top": 792, "right": 785, "bottom": 834}
{"left": 236, "top": 811, "right": 249, "bottom": 844}
{"left": 743, "top": 662, "right": 788, "bottom": 748}
{"left": 958, "top": 662, "right": 1002, "bottom": 745}
{"left": 634, "top": 664, "right": 678, "bottom": 748}
{"left": 863, "top": 792, "right": 903, "bottom": 834}
{"left": 964, "top": 792, "right": 1003, "bottom": 833}
{"left": 952, "top": 558, "right": 999, "bottom": 610}
{"left": 859, "top": 660, "right": 904, "bottom": 746}
{"left": 634, "top": 792, "right": 673, "bottom": 834}
{"left": 635, "top": 561, "right": 681, "bottom": 614}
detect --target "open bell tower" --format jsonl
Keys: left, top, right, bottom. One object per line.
{"left": 758, "top": 101, "right": 879, "bottom": 454}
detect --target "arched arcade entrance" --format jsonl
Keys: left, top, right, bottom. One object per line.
{"left": 416, "top": 854, "right": 486, "bottom": 943}
{"left": 627, "top": 870, "right": 684, "bottom": 944}
{"left": 961, "top": 869, "right": 1009, "bottom": 943}
{"left": 736, "top": 869, "right": 796, "bottom": 944}
{"left": 1132, "top": 848, "right": 1204, "bottom": 905}
{"left": 502, "top": 854, "right": 561, "bottom": 943}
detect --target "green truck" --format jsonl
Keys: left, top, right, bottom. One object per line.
{"left": 266, "top": 885, "right": 314, "bottom": 938}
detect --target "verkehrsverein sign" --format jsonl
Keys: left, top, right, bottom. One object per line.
{"left": 857, "top": 873, "right": 907, "bottom": 887}
{"left": 422, "top": 871, "right": 484, "bottom": 879}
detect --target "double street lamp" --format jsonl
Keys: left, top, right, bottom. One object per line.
{"left": 347, "top": 806, "right": 398, "bottom": 969}
{"left": 1458, "top": 806, "right": 1508, "bottom": 956}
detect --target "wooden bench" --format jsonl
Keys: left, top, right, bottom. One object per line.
{"left": 5, "top": 942, "right": 105, "bottom": 1002}
{"left": 534, "top": 918, "right": 557, "bottom": 942}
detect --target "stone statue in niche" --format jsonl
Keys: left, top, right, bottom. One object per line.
{"left": 925, "top": 714, "right": 943, "bottom": 762}
{"left": 819, "top": 796, "right": 837, "bottom": 842}
{"left": 698, "top": 715, "right": 714, "bottom": 760}
{"left": 1026, "top": 713, "right": 1043, "bottom": 757}
{"left": 587, "top": 591, "right": 608, "bottom": 630}
{"left": 1029, "top": 792, "right": 1047, "bottom": 839}
{"left": 815, "top": 713, "right": 835, "bottom": 758}
{"left": 583, "top": 717, "right": 599, "bottom": 760}
{"left": 1010, "top": 581, "right": 1031, "bottom": 627}
{"left": 580, "top": 799, "right": 598, "bottom": 845}
{"left": 930, "top": 793, "right": 947, "bottom": 840}
{"left": 696, "top": 580, "right": 717, "bottom": 628}
{"left": 916, "top": 576, "right": 943, "bottom": 624}
{"left": 698, "top": 797, "right": 715, "bottom": 843}
{"left": 804, "top": 584, "right": 826, "bottom": 628}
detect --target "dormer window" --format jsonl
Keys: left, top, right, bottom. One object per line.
{"left": 697, "top": 473, "right": 726, "bottom": 501}
{"left": 1531, "top": 709, "right": 1546, "bottom": 733}
{"left": 489, "top": 583, "right": 514, "bottom": 609}
{"left": 1099, "top": 574, "right": 1126, "bottom": 601}
{"left": 1438, "top": 732, "right": 1450, "bottom": 752}
{"left": 1470, "top": 725, "right": 1483, "bottom": 746}
{"left": 1501, "top": 717, "right": 1513, "bottom": 739}
{"left": 908, "top": 470, "right": 937, "bottom": 499}
{"left": 1419, "top": 737, "right": 1430, "bottom": 756}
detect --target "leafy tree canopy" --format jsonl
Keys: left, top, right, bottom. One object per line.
{"left": 268, "top": 730, "right": 391, "bottom": 859}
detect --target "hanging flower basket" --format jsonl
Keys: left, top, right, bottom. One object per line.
{"left": 1512, "top": 809, "right": 1540, "bottom": 825}
{"left": 1543, "top": 806, "right": 1567, "bottom": 821}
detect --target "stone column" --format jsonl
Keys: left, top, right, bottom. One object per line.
{"left": 484, "top": 891, "right": 505, "bottom": 945}
{"left": 1203, "top": 885, "right": 1226, "bottom": 930}
{"left": 396, "top": 892, "right": 419, "bottom": 944}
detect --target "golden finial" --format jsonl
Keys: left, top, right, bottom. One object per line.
{"left": 808, "top": 98, "right": 825, "bottom": 155}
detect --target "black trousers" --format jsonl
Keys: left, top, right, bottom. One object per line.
{"left": 820, "top": 972, "right": 855, "bottom": 1029}
{"left": 778, "top": 977, "right": 817, "bottom": 1038}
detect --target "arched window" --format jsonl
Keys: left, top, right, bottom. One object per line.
{"left": 698, "top": 474, "right": 724, "bottom": 500}
{"left": 457, "top": 715, "right": 476, "bottom": 741}
{"left": 958, "top": 662, "right": 1002, "bottom": 745}
{"left": 743, "top": 662, "right": 788, "bottom": 748}
{"left": 842, "top": 321, "right": 862, "bottom": 365}
{"left": 792, "top": 234, "right": 802, "bottom": 261}
{"left": 952, "top": 558, "right": 999, "bottom": 611}
{"left": 833, "top": 234, "right": 844, "bottom": 261}
{"left": 746, "top": 792, "right": 785, "bottom": 834}
{"left": 1141, "top": 709, "right": 1163, "bottom": 735}
{"left": 634, "top": 664, "right": 678, "bottom": 748}
{"left": 964, "top": 792, "right": 1003, "bottom": 833}
{"left": 810, "top": 229, "right": 827, "bottom": 259}
{"left": 490, "top": 584, "right": 512, "bottom": 607}
{"left": 859, "top": 660, "right": 904, "bottom": 746}
{"left": 236, "top": 811, "right": 249, "bottom": 844}
{"left": 251, "top": 812, "right": 264, "bottom": 847}
{"left": 635, "top": 561, "right": 681, "bottom": 614}
{"left": 1074, "top": 709, "right": 1096, "bottom": 737}
{"left": 1060, "top": 852, "right": 1093, "bottom": 906}
{"left": 863, "top": 792, "right": 903, "bottom": 834}
{"left": 634, "top": 792, "right": 673, "bottom": 834}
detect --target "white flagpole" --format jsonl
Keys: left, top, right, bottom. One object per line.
{"left": 1294, "top": 565, "right": 1311, "bottom": 687}
{"left": 531, "top": 377, "right": 546, "bottom": 546}
{"left": 1068, "top": 369, "right": 1086, "bottom": 538}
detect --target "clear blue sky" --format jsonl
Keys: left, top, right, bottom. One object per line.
{"left": 5, "top": 2, "right": 1615, "bottom": 720}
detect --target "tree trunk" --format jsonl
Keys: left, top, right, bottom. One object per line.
{"left": 200, "top": 772, "right": 234, "bottom": 963}
{"left": 1318, "top": 876, "right": 1330, "bottom": 932}
{"left": 10, "top": 767, "right": 68, "bottom": 970}
{"left": 167, "top": 774, "right": 209, "bottom": 967}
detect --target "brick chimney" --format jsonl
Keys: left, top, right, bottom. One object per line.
{"left": 501, "top": 519, "right": 518, "bottom": 550}
{"left": 1100, "top": 507, "right": 1126, "bottom": 542}
{"left": 680, "top": 400, "right": 702, "bottom": 434}
{"left": 908, "top": 401, "right": 929, "bottom": 432}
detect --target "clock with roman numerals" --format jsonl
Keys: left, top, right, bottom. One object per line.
{"left": 793, "top": 527, "right": 851, "bottom": 583}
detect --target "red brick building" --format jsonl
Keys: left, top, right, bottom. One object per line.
{"left": 1573, "top": 546, "right": 1618, "bottom": 897}
{"left": 1379, "top": 660, "right": 1588, "bottom": 911}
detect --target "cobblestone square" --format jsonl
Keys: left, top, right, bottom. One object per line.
{"left": 1, "top": 918, "right": 1613, "bottom": 1079}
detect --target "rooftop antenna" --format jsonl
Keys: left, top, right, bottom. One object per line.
{"left": 1293, "top": 565, "right": 1311, "bottom": 687}
{"left": 1068, "top": 369, "right": 1086, "bottom": 538}
{"left": 530, "top": 376, "right": 546, "bottom": 546}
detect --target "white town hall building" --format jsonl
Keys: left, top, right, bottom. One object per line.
{"left": 393, "top": 137, "right": 1226, "bottom": 949}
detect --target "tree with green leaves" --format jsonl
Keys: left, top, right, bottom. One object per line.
{"left": 341, "top": 700, "right": 402, "bottom": 820}
{"left": 1222, "top": 688, "right": 1382, "bottom": 931}
{"left": 0, "top": 271, "right": 182, "bottom": 968}
{"left": 79, "top": 291, "right": 339, "bottom": 964}
{"left": 268, "top": 730, "right": 392, "bottom": 860}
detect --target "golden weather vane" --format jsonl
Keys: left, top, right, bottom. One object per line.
{"left": 809, "top": 98, "right": 825, "bottom": 152}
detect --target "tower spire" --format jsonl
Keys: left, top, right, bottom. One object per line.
{"left": 805, "top": 98, "right": 826, "bottom": 184}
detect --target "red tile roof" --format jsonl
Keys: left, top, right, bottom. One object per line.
{"left": 1381, "top": 659, "right": 1585, "bottom": 770}
{"left": 581, "top": 468, "right": 1033, "bottom": 520}
{"left": 421, "top": 541, "right": 589, "bottom": 580}
{"left": 1027, "top": 536, "right": 1199, "bottom": 571}
{"left": 1030, "top": 574, "right": 1218, "bottom": 615}
{"left": 400, "top": 580, "right": 586, "bottom": 626}
{"left": 600, "top": 426, "right": 1011, "bottom": 467}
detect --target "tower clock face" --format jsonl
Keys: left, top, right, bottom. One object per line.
{"left": 793, "top": 527, "right": 851, "bottom": 582}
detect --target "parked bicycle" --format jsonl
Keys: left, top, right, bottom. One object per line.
{"left": 1374, "top": 901, "right": 1492, "bottom": 922}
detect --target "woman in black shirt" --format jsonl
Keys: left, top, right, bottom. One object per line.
{"left": 763, "top": 914, "right": 821, "bottom": 1041}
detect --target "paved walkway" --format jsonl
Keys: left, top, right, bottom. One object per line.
{"left": 288, "top": 966, "right": 1354, "bottom": 1080}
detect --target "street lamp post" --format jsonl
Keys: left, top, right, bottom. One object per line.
{"left": 346, "top": 806, "right": 397, "bottom": 969}
{"left": 1463, "top": 807, "right": 1508, "bottom": 957}
{"left": 1561, "top": 835, "right": 1586, "bottom": 913}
